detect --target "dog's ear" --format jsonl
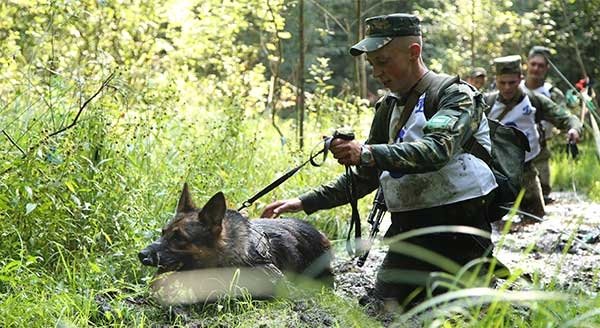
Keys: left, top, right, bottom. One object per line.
{"left": 176, "top": 183, "right": 196, "bottom": 213}
{"left": 198, "top": 192, "right": 226, "bottom": 228}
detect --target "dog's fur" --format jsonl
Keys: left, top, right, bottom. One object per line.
{"left": 138, "top": 184, "right": 333, "bottom": 282}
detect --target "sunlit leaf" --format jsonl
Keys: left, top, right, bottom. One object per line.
{"left": 277, "top": 31, "right": 292, "bottom": 39}
{"left": 25, "top": 203, "right": 37, "bottom": 215}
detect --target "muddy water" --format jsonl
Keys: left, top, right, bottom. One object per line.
{"left": 333, "top": 191, "right": 600, "bottom": 302}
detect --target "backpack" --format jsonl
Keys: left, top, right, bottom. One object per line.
{"left": 377, "top": 73, "right": 530, "bottom": 222}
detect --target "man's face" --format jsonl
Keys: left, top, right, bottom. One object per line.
{"left": 496, "top": 74, "right": 522, "bottom": 101}
{"left": 527, "top": 55, "right": 549, "bottom": 81}
{"left": 468, "top": 75, "right": 486, "bottom": 90}
{"left": 366, "top": 40, "right": 413, "bottom": 94}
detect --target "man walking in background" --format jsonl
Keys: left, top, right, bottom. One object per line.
{"left": 523, "top": 46, "right": 579, "bottom": 204}
{"left": 485, "top": 55, "right": 582, "bottom": 220}
{"left": 467, "top": 67, "right": 487, "bottom": 91}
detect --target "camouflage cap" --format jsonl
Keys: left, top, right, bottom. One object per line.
{"left": 349, "top": 13, "right": 421, "bottom": 56}
{"left": 528, "top": 46, "right": 551, "bottom": 59}
{"left": 470, "top": 67, "right": 487, "bottom": 78}
{"left": 494, "top": 55, "right": 522, "bottom": 75}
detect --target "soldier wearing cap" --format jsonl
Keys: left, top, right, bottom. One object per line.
{"left": 467, "top": 67, "right": 487, "bottom": 90}
{"left": 485, "top": 55, "right": 582, "bottom": 219}
{"left": 523, "top": 46, "right": 581, "bottom": 204}
{"left": 263, "top": 13, "right": 499, "bottom": 310}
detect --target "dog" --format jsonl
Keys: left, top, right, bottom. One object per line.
{"left": 138, "top": 183, "right": 333, "bottom": 303}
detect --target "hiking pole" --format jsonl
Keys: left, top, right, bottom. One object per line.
{"left": 545, "top": 57, "right": 600, "bottom": 159}
{"left": 357, "top": 187, "right": 386, "bottom": 267}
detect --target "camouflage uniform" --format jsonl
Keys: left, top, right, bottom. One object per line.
{"left": 300, "top": 14, "right": 498, "bottom": 306}
{"left": 524, "top": 46, "right": 578, "bottom": 199}
{"left": 486, "top": 56, "right": 582, "bottom": 218}
{"left": 530, "top": 85, "right": 566, "bottom": 199}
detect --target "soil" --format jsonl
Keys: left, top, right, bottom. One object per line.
{"left": 333, "top": 191, "right": 600, "bottom": 314}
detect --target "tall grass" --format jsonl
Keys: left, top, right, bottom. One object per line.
{"left": 2, "top": 77, "right": 600, "bottom": 327}
{"left": 551, "top": 140, "right": 600, "bottom": 201}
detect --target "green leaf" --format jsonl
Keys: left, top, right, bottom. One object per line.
{"left": 25, "top": 203, "right": 37, "bottom": 215}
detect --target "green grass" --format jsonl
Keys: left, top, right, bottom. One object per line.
{"left": 2, "top": 76, "right": 600, "bottom": 328}
{"left": 550, "top": 138, "right": 600, "bottom": 201}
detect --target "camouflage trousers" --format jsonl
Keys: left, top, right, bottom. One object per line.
{"left": 532, "top": 145, "right": 552, "bottom": 197}
{"left": 520, "top": 161, "right": 546, "bottom": 218}
{"left": 375, "top": 194, "right": 496, "bottom": 308}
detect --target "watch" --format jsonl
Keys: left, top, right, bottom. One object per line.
{"left": 360, "top": 144, "right": 375, "bottom": 167}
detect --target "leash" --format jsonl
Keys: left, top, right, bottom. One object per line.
{"left": 238, "top": 130, "right": 355, "bottom": 211}
{"left": 344, "top": 162, "right": 362, "bottom": 257}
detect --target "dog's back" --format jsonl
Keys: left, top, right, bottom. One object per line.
{"left": 252, "top": 218, "right": 332, "bottom": 278}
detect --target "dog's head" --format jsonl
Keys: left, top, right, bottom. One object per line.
{"left": 138, "top": 183, "right": 226, "bottom": 273}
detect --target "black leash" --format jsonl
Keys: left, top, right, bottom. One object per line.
{"left": 239, "top": 130, "right": 365, "bottom": 258}
{"left": 344, "top": 163, "right": 362, "bottom": 257}
{"left": 238, "top": 130, "right": 355, "bottom": 211}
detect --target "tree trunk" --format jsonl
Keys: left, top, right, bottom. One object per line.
{"left": 354, "top": 0, "right": 367, "bottom": 101}
{"left": 297, "top": 0, "right": 305, "bottom": 150}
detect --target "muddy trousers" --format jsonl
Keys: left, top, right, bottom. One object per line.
{"left": 374, "top": 194, "right": 495, "bottom": 307}
{"left": 521, "top": 161, "right": 546, "bottom": 218}
{"left": 532, "top": 146, "right": 552, "bottom": 197}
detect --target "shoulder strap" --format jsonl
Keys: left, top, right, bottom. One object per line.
{"left": 392, "top": 71, "right": 438, "bottom": 136}
{"left": 423, "top": 74, "right": 461, "bottom": 120}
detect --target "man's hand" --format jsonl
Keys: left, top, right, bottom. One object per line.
{"left": 567, "top": 128, "right": 580, "bottom": 143}
{"left": 330, "top": 139, "right": 361, "bottom": 166}
{"left": 261, "top": 198, "right": 303, "bottom": 218}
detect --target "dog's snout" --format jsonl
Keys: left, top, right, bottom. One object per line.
{"left": 138, "top": 248, "right": 156, "bottom": 266}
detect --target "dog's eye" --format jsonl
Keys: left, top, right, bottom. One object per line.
{"left": 170, "top": 230, "right": 187, "bottom": 245}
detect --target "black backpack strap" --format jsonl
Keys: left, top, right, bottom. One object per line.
{"left": 423, "top": 74, "right": 461, "bottom": 120}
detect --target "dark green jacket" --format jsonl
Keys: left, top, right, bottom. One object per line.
{"left": 300, "top": 79, "right": 485, "bottom": 214}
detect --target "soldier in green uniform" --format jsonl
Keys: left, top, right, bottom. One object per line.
{"left": 523, "top": 46, "right": 578, "bottom": 204}
{"left": 467, "top": 67, "right": 487, "bottom": 91}
{"left": 485, "top": 55, "right": 582, "bottom": 219}
{"left": 262, "top": 13, "right": 499, "bottom": 309}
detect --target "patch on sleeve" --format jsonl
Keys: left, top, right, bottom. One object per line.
{"left": 425, "top": 115, "right": 458, "bottom": 131}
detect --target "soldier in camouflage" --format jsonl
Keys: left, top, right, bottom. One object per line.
{"left": 467, "top": 67, "right": 487, "bottom": 91}
{"left": 263, "top": 13, "right": 499, "bottom": 310}
{"left": 523, "top": 46, "right": 579, "bottom": 204}
{"left": 485, "top": 55, "right": 582, "bottom": 219}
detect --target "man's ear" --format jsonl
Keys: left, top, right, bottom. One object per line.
{"left": 198, "top": 192, "right": 226, "bottom": 229}
{"left": 176, "top": 183, "right": 196, "bottom": 213}
{"left": 408, "top": 42, "right": 421, "bottom": 61}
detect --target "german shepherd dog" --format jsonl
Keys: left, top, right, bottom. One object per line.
{"left": 138, "top": 184, "right": 332, "bottom": 302}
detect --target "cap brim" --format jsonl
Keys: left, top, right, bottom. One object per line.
{"left": 349, "top": 37, "right": 393, "bottom": 56}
